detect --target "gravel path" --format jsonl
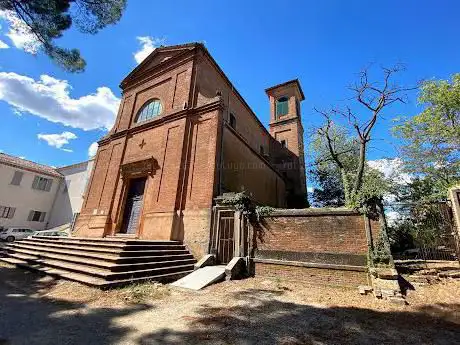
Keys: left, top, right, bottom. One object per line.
{"left": 0, "top": 262, "right": 459, "bottom": 345}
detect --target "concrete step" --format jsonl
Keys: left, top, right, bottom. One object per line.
{"left": 8, "top": 242, "right": 189, "bottom": 256}
{"left": 32, "top": 236, "right": 181, "bottom": 245}
{"left": 7, "top": 247, "right": 196, "bottom": 271}
{"left": 0, "top": 256, "right": 193, "bottom": 288}
{"left": 7, "top": 246, "right": 194, "bottom": 264}
{"left": 0, "top": 257, "right": 106, "bottom": 286}
{"left": 23, "top": 238, "right": 185, "bottom": 250}
{"left": 2, "top": 236, "right": 196, "bottom": 287}
{"left": 105, "top": 234, "right": 137, "bottom": 239}
{"left": 6, "top": 252, "right": 195, "bottom": 281}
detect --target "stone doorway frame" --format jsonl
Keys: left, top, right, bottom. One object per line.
{"left": 114, "top": 156, "right": 159, "bottom": 237}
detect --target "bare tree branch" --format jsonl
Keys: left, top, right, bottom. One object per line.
{"left": 315, "top": 64, "right": 417, "bottom": 199}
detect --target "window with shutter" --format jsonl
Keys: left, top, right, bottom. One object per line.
{"left": 28, "top": 210, "right": 46, "bottom": 222}
{"left": 0, "top": 206, "right": 16, "bottom": 219}
{"left": 7, "top": 207, "right": 15, "bottom": 219}
{"left": 45, "top": 179, "right": 53, "bottom": 191}
{"left": 32, "top": 176, "right": 53, "bottom": 191}
{"left": 32, "top": 176, "right": 39, "bottom": 189}
{"left": 10, "top": 171, "right": 24, "bottom": 186}
{"left": 276, "top": 97, "right": 289, "bottom": 117}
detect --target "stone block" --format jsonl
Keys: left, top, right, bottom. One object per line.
{"left": 358, "top": 285, "right": 373, "bottom": 295}
{"left": 389, "top": 296, "right": 408, "bottom": 306}
{"left": 438, "top": 270, "right": 460, "bottom": 278}
{"left": 225, "top": 257, "right": 247, "bottom": 280}
{"left": 194, "top": 254, "right": 216, "bottom": 270}
{"left": 373, "top": 287, "right": 382, "bottom": 299}
{"left": 381, "top": 288, "right": 396, "bottom": 299}
{"left": 377, "top": 268, "right": 399, "bottom": 280}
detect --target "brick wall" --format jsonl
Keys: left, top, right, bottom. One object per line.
{"left": 74, "top": 47, "right": 218, "bottom": 249}
{"left": 221, "top": 126, "right": 286, "bottom": 207}
{"left": 253, "top": 209, "right": 379, "bottom": 287}
{"left": 254, "top": 262, "right": 369, "bottom": 288}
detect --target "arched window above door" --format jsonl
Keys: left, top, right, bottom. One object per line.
{"left": 136, "top": 99, "right": 163, "bottom": 123}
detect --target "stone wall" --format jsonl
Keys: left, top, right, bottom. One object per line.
{"left": 253, "top": 209, "right": 380, "bottom": 287}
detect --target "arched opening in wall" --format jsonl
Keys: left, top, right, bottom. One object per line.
{"left": 136, "top": 99, "right": 163, "bottom": 123}
{"left": 276, "top": 97, "right": 289, "bottom": 117}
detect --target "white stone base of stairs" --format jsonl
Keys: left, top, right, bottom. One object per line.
{"left": 170, "top": 265, "right": 226, "bottom": 290}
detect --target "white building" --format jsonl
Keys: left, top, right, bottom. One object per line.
{"left": 0, "top": 153, "right": 94, "bottom": 231}
{"left": 48, "top": 159, "right": 94, "bottom": 228}
{"left": 0, "top": 153, "right": 63, "bottom": 230}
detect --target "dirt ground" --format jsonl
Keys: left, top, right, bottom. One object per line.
{"left": 0, "top": 262, "right": 459, "bottom": 345}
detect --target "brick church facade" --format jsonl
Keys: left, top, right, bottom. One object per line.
{"left": 74, "top": 43, "right": 307, "bottom": 258}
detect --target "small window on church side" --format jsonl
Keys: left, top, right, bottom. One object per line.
{"left": 280, "top": 139, "right": 287, "bottom": 148}
{"left": 136, "top": 99, "right": 163, "bottom": 123}
{"left": 229, "top": 113, "right": 236, "bottom": 129}
{"left": 276, "top": 97, "right": 289, "bottom": 117}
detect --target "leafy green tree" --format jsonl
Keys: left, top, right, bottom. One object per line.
{"left": 387, "top": 176, "right": 455, "bottom": 254}
{"left": 310, "top": 122, "right": 392, "bottom": 211}
{"left": 0, "top": 0, "right": 127, "bottom": 72}
{"left": 309, "top": 124, "right": 356, "bottom": 207}
{"left": 309, "top": 163, "right": 345, "bottom": 207}
{"left": 393, "top": 73, "right": 460, "bottom": 199}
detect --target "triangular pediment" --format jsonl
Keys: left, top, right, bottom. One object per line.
{"left": 121, "top": 43, "right": 200, "bottom": 89}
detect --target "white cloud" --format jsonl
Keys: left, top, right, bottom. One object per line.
{"left": 0, "top": 72, "right": 120, "bottom": 130}
{"left": 133, "top": 36, "right": 165, "bottom": 64}
{"left": 0, "top": 10, "right": 41, "bottom": 53}
{"left": 0, "top": 39, "right": 8, "bottom": 49}
{"left": 367, "top": 158, "right": 412, "bottom": 184}
{"left": 38, "top": 131, "right": 77, "bottom": 152}
{"left": 88, "top": 142, "right": 98, "bottom": 157}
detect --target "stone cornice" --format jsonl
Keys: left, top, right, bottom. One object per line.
{"left": 269, "top": 116, "right": 304, "bottom": 130}
{"left": 98, "top": 100, "right": 224, "bottom": 145}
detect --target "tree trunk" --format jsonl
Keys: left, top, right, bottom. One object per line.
{"left": 353, "top": 140, "right": 367, "bottom": 196}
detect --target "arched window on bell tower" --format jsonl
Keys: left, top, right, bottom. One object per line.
{"left": 275, "top": 97, "right": 289, "bottom": 118}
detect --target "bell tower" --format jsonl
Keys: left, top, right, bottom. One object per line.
{"left": 265, "top": 79, "right": 307, "bottom": 205}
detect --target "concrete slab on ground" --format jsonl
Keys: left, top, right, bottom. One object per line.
{"left": 170, "top": 265, "right": 226, "bottom": 290}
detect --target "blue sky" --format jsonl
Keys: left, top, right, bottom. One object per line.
{"left": 0, "top": 1, "right": 458, "bottom": 183}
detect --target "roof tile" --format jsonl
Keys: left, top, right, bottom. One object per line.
{"left": 0, "top": 153, "right": 62, "bottom": 178}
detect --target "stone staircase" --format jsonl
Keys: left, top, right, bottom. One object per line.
{"left": 0, "top": 236, "right": 196, "bottom": 288}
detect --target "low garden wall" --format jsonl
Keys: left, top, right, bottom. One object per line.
{"left": 252, "top": 208, "right": 380, "bottom": 287}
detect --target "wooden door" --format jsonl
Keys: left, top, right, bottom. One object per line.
{"left": 120, "top": 177, "right": 146, "bottom": 234}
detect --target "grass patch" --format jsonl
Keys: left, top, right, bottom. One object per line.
{"left": 116, "top": 281, "right": 171, "bottom": 304}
